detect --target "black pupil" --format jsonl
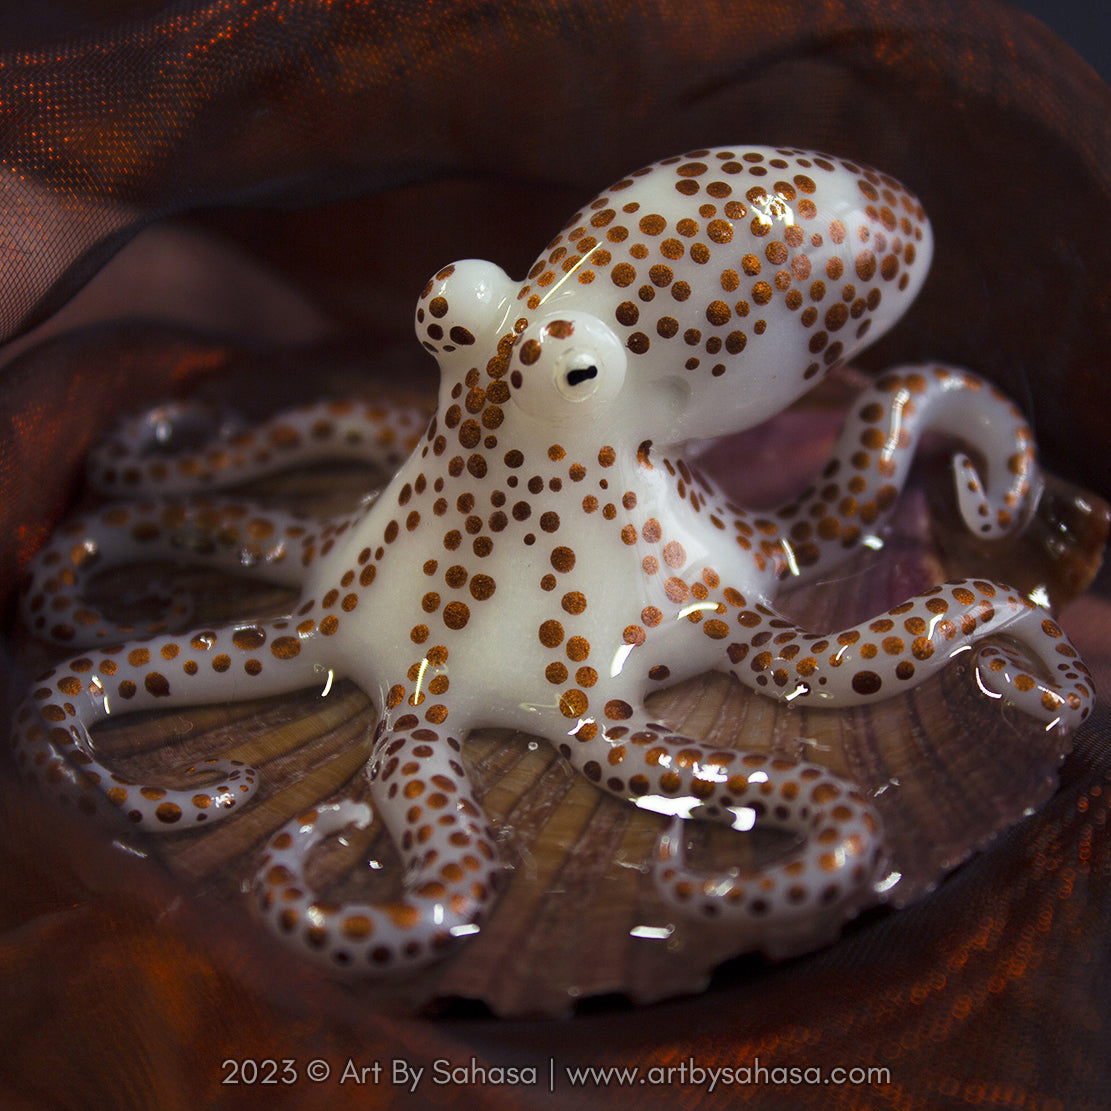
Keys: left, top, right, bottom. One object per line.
{"left": 566, "top": 365, "right": 598, "bottom": 387}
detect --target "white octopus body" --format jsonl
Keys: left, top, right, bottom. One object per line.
{"left": 13, "top": 146, "right": 1094, "bottom": 973}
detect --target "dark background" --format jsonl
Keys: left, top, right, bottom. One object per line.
{"left": 0, "top": 2, "right": 1108, "bottom": 82}
{"left": 1010, "top": 0, "right": 1111, "bottom": 80}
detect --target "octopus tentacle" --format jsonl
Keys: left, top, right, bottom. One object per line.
{"left": 554, "top": 710, "right": 885, "bottom": 924}
{"left": 717, "top": 578, "right": 1093, "bottom": 728}
{"left": 762, "top": 364, "right": 1040, "bottom": 583}
{"left": 10, "top": 617, "right": 337, "bottom": 829}
{"left": 87, "top": 397, "right": 432, "bottom": 496}
{"left": 20, "top": 496, "right": 344, "bottom": 646}
{"left": 255, "top": 722, "right": 499, "bottom": 971}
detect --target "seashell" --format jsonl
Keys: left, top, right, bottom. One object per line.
{"left": 15, "top": 369, "right": 1104, "bottom": 1017}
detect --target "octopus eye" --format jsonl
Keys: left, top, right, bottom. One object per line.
{"left": 512, "top": 312, "right": 626, "bottom": 419}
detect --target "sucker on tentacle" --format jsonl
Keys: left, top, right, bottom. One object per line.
{"left": 11, "top": 145, "right": 1097, "bottom": 979}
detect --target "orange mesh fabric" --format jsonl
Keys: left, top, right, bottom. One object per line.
{"left": 1, "top": 1, "right": 1109, "bottom": 1108}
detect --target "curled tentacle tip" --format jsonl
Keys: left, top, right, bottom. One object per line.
{"left": 650, "top": 761, "right": 886, "bottom": 927}
{"left": 973, "top": 642, "right": 1093, "bottom": 732}
{"left": 116, "top": 757, "right": 260, "bottom": 831}
{"left": 951, "top": 451, "right": 1038, "bottom": 540}
{"left": 255, "top": 800, "right": 493, "bottom": 974}
{"left": 87, "top": 400, "right": 247, "bottom": 494}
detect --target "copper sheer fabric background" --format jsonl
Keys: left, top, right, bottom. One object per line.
{"left": 1, "top": 1, "right": 1110, "bottom": 1107}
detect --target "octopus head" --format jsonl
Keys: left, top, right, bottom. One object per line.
{"left": 416, "top": 147, "right": 935, "bottom": 451}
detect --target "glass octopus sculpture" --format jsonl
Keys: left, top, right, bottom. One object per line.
{"left": 13, "top": 146, "right": 1094, "bottom": 975}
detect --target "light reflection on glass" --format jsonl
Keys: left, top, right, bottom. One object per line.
{"left": 629, "top": 924, "right": 674, "bottom": 940}
{"left": 634, "top": 794, "right": 759, "bottom": 832}
{"left": 609, "top": 643, "right": 635, "bottom": 678}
